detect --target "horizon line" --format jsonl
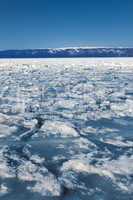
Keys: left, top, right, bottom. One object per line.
{"left": 0, "top": 46, "right": 133, "bottom": 51}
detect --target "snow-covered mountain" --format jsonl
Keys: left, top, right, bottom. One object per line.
{"left": 0, "top": 47, "right": 133, "bottom": 58}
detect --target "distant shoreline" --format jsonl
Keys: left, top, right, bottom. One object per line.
{"left": 0, "top": 47, "right": 133, "bottom": 58}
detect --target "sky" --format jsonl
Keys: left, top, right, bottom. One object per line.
{"left": 0, "top": 0, "right": 133, "bottom": 49}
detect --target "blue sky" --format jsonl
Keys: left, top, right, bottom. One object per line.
{"left": 0, "top": 0, "right": 133, "bottom": 49}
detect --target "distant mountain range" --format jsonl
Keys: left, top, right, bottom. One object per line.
{"left": 0, "top": 47, "right": 133, "bottom": 58}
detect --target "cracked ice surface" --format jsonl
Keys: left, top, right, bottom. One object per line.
{"left": 0, "top": 58, "right": 133, "bottom": 200}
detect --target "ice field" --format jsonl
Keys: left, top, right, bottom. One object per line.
{"left": 0, "top": 58, "right": 133, "bottom": 200}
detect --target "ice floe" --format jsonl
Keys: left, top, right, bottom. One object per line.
{"left": 40, "top": 120, "right": 79, "bottom": 138}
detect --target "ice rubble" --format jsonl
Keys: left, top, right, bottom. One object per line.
{"left": 0, "top": 124, "right": 17, "bottom": 138}
{"left": 61, "top": 159, "right": 114, "bottom": 179}
{"left": 0, "top": 149, "right": 15, "bottom": 178}
{"left": 18, "top": 160, "right": 61, "bottom": 196}
{"left": 60, "top": 154, "right": 133, "bottom": 193}
{"left": 27, "top": 174, "right": 61, "bottom": 196}
{"left": 0, "top": 58, "right": 133, "bottom": 199}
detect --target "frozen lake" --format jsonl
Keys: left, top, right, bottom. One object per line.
{"left": 0, "top": 58, "right": 133, "bottom": 200}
